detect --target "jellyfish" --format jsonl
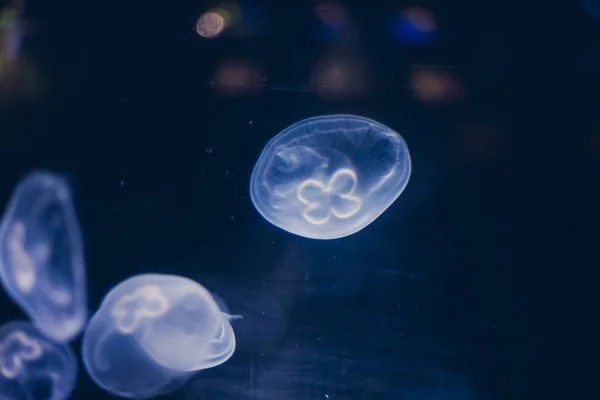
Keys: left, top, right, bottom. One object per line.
{"left": 0, "top": 321, "right": 77, "bottom": 400}
{"left": 250, "top": 114, "right": 411, "bottom": 239}
{"left": 81, "top": 274, "right": 239, "bottom": 399}
{"left": 0, "top": 170, "right": 87, "bottom": 343}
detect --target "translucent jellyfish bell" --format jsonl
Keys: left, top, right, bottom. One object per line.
{"left": 250, "top": 114, "right": 412, "bottom": 239}
{"left": 0, "top": 321, "right": 77, "bottom": 400}
{"left": 82, "top": 274, "right": 238, "bottom": 399}
{"left": 0, "top": 171, "right": 87, "bottom": 342}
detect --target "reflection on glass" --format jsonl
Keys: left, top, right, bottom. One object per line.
{"left": 82, "top": 274, "right": 238, "bottom": 399}
{"left": 0, "top": 321, "right": 77, "bottom": 400}
{"left": 250, "top": 114, "right": 411, "bottom": 239}
{"left": 0, "top": 171, "right": 87, "bottom": 343}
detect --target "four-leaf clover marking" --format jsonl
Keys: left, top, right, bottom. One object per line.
{"left": 0, "top": 331, "right": 42, "bottom": 379}
{"left": 111, "top": 284, "right": 170, "bottom": 335}
{"left": 296, "top": 168, "right": 362, "bottom": 225}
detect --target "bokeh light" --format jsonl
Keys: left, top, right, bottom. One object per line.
{"left": 217, "top": 2, "right": 242, "bottom": 27}
{"left": 196, "top": 11, "right": 225, "bottom": 38}
{"left": 404, "top": 7, "right": 436, "bottom": 33}
{"left": 196, "top": 3, "right": 243, "bottom": 39}
{"left": 315, "top": 1, "right": 349, "bottom": 31}
{"left": 0, "top": 4, "right": 45, "bottom": 106}
{"left": 391, "top": 6, "right": 436, "bottom": 44}
{"left": 211, "top": 58, "right": 265, "bottom": 96}
{"left": 409, "top": 66, "right": 463, "bottom": 103}
{"left": 310, "top": 57, "right": 367, "bottom": 99}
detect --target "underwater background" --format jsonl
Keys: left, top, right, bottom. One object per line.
{"left": 1, "top": 0, "right": 596, "bottom": 398}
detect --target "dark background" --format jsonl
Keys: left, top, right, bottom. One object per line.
{"left": 1, "top": 0, "right": 597, "bottom": 398}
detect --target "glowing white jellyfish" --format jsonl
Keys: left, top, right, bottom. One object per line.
{"left": 0, "top": 170, "right": 87, "bottom": 343}
{"left": 0, "top": 321, "right": 77, "bottom": 400}
{"left": 81, "top": 274, "right": 239, "bottom": 399}
{"left": 250, "top": 114, "right": 411, "bottom": 239}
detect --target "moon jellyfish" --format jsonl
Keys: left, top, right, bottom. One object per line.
{"left": 82, "top": 274, "right": 238, "bottom": 399}
{"left": 0, "top": 171, "right": 87, "bottom": 342}
{"left": 250, "top": 114, "right": 411, "bottom": 239}
{"left": 0, "top": 321, "right": 77, "bottom": 400}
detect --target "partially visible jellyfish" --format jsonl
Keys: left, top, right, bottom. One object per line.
{"left": 0, "top": 321, "right": 77, "bottom": 400}
{"left": 82, "top": 274, "right": 239, "bottom": 399}
{"left": 250, "top": 114, "right": 411, "bottom": 239}
{"left": 0, "top": 171, "right": 87, "bottom": 343}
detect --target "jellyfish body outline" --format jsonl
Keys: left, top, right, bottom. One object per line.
{"left": 250, "top": 114, "right": 411, "bottom": 239}
{"left": 0, "top": 321, "right": 77, "bottom": 400}
{"left": 81, "top": 274, "right": 239, "bottom": 399}
{"left": 0, "top": 170, "right": 87, "bottom": 343}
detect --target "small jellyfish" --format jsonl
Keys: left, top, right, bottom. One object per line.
{"left": 250, "top": 114, "right": 411, "bottom": 239}
{"left": 0, "top": 321, "right": 77, "bottom": 400}
{"left": 82, "top": 274, "right": 238, "bottom": 399}
{"left": 0, "top": 170, "right": 87, "bottom": 343}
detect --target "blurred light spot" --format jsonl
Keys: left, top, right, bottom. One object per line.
{"left": 225, "top": 0, "right": 268, "bottom": 37}
{"left": 0, "top": 6, "right": 45, "bottom": 106}
{"left": 211, "top": 59, "right": 265, "bottom": 96}
{"left": 410, "top": 66, "right": 463, "bottom": 103}
{"left": 196, "top": 11, "right": 225, "bottom": 38}
{"left": 391, "top": 7, "right": 436, "bottom": 44}
{"left": 0, "top": 6, "right": 23, "bottom": 61}
{"left": 212, "top": 2, "right": 243, "bottom": 29}
{"left": 0, "top": 57, "right": 44, "bottom": 105}
{"left": 315, "top": 1, "right": 349, "bottom": 30}
{"left": 224, "top": 2, "right": 242, "bottom": 25}
{"left": 310, "top": 57, "right": 367, "bottom": 99}
{"left": 405, "top": 7, "right": 436, "bottom": 32}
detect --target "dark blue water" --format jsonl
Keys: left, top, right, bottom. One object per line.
{"left": 2, "top": 0, "right": 594, "bottom": 398}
